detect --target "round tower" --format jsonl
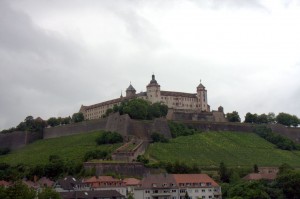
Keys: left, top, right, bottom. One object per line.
{"left": 146, "top": 74, "right": 161, "bottom": 103}
{"left": 126, "top": 83, "right": 136, "bottom": 97}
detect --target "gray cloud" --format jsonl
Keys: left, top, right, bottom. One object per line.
{"left": 1, "top": 0, "right": 300, "bottom": 130}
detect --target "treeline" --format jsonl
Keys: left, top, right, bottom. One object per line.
{"left": 0, "top": 112, "right": 84, "bottom": 134}
{"left": 226, "top": 111, "right": 300, "bottom": 127}
{"left": 105, "top": 98, "right": 168, "bottom": 120}
{"left": 220, "top": 162, "right": 300, "bottom": 199}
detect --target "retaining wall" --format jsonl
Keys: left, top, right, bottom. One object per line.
{"left": 0, "top": 131, "right": 42, "bottom": 150}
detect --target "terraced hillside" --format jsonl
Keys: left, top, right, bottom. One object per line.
{"left": 0, "top": 131, "right": 121, "bottom": 166}
{"left": 146, "top": 131, "right": 300, "bottom": 167}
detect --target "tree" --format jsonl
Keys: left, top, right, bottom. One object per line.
{"left": 244, "top": 113, "right": 258, "bottom": 123}
{"left": 277, "top": 171, "right": 300, "bottom": 199}
{"left": 226, "top": 111, "right": 241, "bottom": 122}
{"left": 151, "top": 132, "right": 168, "bottom": 143}
{"left": 219, "top": 162, "right": 230, "bottom": 183}
{"left": 38, "top": 187, "right": 61, "bottom": 199}
{"left": 257, "top": 114, "right": 268, "bottom": 124}
{"left": 267, "top": 112, "right": 276, "bottom": 123}
{"left": 6, "top": 181, "right": 36, "bottom": 199}
{"left": 123, "top": 99, "right": 149, "bottom": 120}
{"left": 276, "top": 112, "right": 299, "bottom": 127}
{"left": 253, "top": 164, "right": 259, "bottom": 173}
{"left": 72, "top": 112, "right": 84, "bottom": 123}
{"left": 95, "top": 131, "right": 123, "bottom": 145}
{"left": 47, "top": 117, "right": 60, "bottom": 127}
{"left": 184, "top": 191, "right": 189, "bottom": 199}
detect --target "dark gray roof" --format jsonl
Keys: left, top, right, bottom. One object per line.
{"left": 126, "top": 84, "right": 136, "bottom": 92}
{"left": 60, "top": 190, "right": 125, "bottom": 199}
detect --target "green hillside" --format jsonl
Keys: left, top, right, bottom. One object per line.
{"left": 0, "top": 131, "right": 121, "bottom": 166}
{"left": 146, "top": 131, "right": 300, "bottom": 167}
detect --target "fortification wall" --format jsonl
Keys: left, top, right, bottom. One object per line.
{"left": 83, "top": 162, "right": 150, "bottom": 177}
{"left": 43, "top": 118, "right": 107, "bottom": 139}
{"left": 0, "top": 131, "right": 42, "bottom": 150}
{"left": 180, "top": 121, "right": 255, "bottom": 132}
{"left": 269, "top": 124, "right": 300, "bottom": 143}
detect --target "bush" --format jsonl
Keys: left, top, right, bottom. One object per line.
{"left": 151, "top": 132, "right": 168, "bottom": 143}
{"left": 136, "top": 155, "right": 149, "bottom": 165}
{"left": 84, "top": 150, "right": 109, "bottom": 161}
{"left": 96, "top": 131, "right": 123, "bottom": 145}
{"left": 168, "top": 121, "right": 198, "bottom": 138}
{"left": 0, "top": 148, "right": 10, "bottom": 155}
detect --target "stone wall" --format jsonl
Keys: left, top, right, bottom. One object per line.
{"left": 43, "top": 118, "right": 107, "bottom": 139}
{"left": 0, "top": 131, "right": 42, "bottom": 150}
{"left": 269, "top": 124, "right": 300, "bottom": 143}
{"left": 180, "top": 121, "right": 255, "bottom": 132}
{"left": 83, "top": 162, "right": 150, "bottom": 177}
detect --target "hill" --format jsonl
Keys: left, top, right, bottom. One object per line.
{"left": 146, "top": 131, "right": 300, "bottom": 167}
{"left": 0, "top": 131, "right": 121, "bottom": 166}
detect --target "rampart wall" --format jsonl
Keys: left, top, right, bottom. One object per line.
{"left": 83, "top": 162, "right": 151, "bottom": 177}
{"left": 43, "top": 118, "right": 107, "bottom": 139}
{"left": 0, "top": 131, "right": 42, "bottom": 150}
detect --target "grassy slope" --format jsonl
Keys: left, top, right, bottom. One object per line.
{"left": 0, "top": 131, "right": 121, "bottom": 166}
{"left": 146, "top": 131, "right": 300, "bottom": 167}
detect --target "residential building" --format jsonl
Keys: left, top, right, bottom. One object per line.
{"left": 134, "top": 173, "right": 221, "bottom": 199}
{"left": 83, "top": 176, "right": 127, "bottom": 196}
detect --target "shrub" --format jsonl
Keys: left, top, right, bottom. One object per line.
{"left": 96, "top": 131, "right": 123, "bottom": 145}
{"left": 0, "top": 148, "right": 10, "bottom": 155}
{"left": 151, "top": 132, "right": 168, "bottom": 143}
{"left": 84, "top": 150, "right": 109, "bottom": 161}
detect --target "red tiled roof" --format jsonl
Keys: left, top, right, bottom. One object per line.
{"left": 38, "top": 177, "right": 54, "bottom": 187}
{"left": 0, "top": 180, "right": 10, "bottom": 187}
{"left": 243, "top": 173, "right": 277, "bottom": 181}
{"left": 123, "top": 178, "right": 141, "bottom": 186}
{"left": 172, "top": 174, "right": 219, "bottom": 187}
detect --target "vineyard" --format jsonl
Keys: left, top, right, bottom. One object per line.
{"left": 146, "top": 131, "right": 300, "bottom": 167}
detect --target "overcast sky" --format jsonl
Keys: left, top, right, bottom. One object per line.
{"left": 1, "top": 0, "right": 300, "bottom": 130}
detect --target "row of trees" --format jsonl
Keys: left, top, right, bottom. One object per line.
{"left": 1, "top": 113, "right": 84, "bottom": 134}
{"left": 226, "top": 111, "right": 300, "bottom": 127}
{"left": 105, "top": 99, "right": 168, "bottom": 120}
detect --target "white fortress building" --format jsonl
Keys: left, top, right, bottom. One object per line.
{"left": 80, "top": 75, "right": 225, "bottom": 122}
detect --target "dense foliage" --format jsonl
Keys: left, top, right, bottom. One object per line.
{"left": 151, "top": 132, "right": 168, "bottom": 143}
{"left": 168, "top": 121, "right": 198, "bottom": 138}
{"left": 83, "top": 150, "right": 109, "bottom": 161}
{"left": 71, "top": 112, "right": 84, "bottom": 123}
{"left": 0, "top": 148, "right": 10, "bottom": 156}
{"left": 107, "top": 98, "right": 168, "bottom": 120}
{"left": 96, "top": 131, "right": 123, "bottom": 145}
{"left": 226, "top": 111, "right": 241, "bottom": 122}
{"left": 9, "top": 116, "right": 47, "bottom": 133}
{"left": 164, "top": 161, "right": 200, "bottom": 174}
{"left": 276, "top": 112, "right": 299, "bottom": 127}
{"left": 244, "top": 112, "right": 275, "bottom": 124}
{"left": 253, "top": 125, "right": 299, "bottom": 150}
{"left": 0, "top": 182, "right": 61, "bottom": 199}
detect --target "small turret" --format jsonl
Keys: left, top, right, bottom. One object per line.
{"left": 126, "top": 83, "right": 136, "bottom": 97}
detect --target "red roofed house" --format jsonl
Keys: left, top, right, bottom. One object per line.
{"left": 83, "top": 176, "right": 126, "bottom": 196}
{"left": 134, "top": 173, "right": 222, "bottom": 199}
{"left": 173, "top": 174, "right": 221, "bottom": 199}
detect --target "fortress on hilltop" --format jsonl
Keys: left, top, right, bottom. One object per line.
{"left": 80, "top": 75, "right": 226, "bottom": 122}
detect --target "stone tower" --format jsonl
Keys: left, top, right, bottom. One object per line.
{"left": 126, "top": 83, "right": 136, "bottom": 97}
{"left": 146, "top": 74, "right": 161, "bottom": 103}
{"left": 196, "top": 81, "right": 208, "bottom": 111}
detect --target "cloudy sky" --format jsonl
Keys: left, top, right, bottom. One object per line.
{"left": 1, "top": 0, "right": 300, "bottom": 130}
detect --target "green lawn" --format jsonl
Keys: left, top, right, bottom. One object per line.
{"left": 146, "top": 131, "right": 300, "bottom": 167}
{"left": 0, "top": 131, "right": 122, "bottom": 166}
